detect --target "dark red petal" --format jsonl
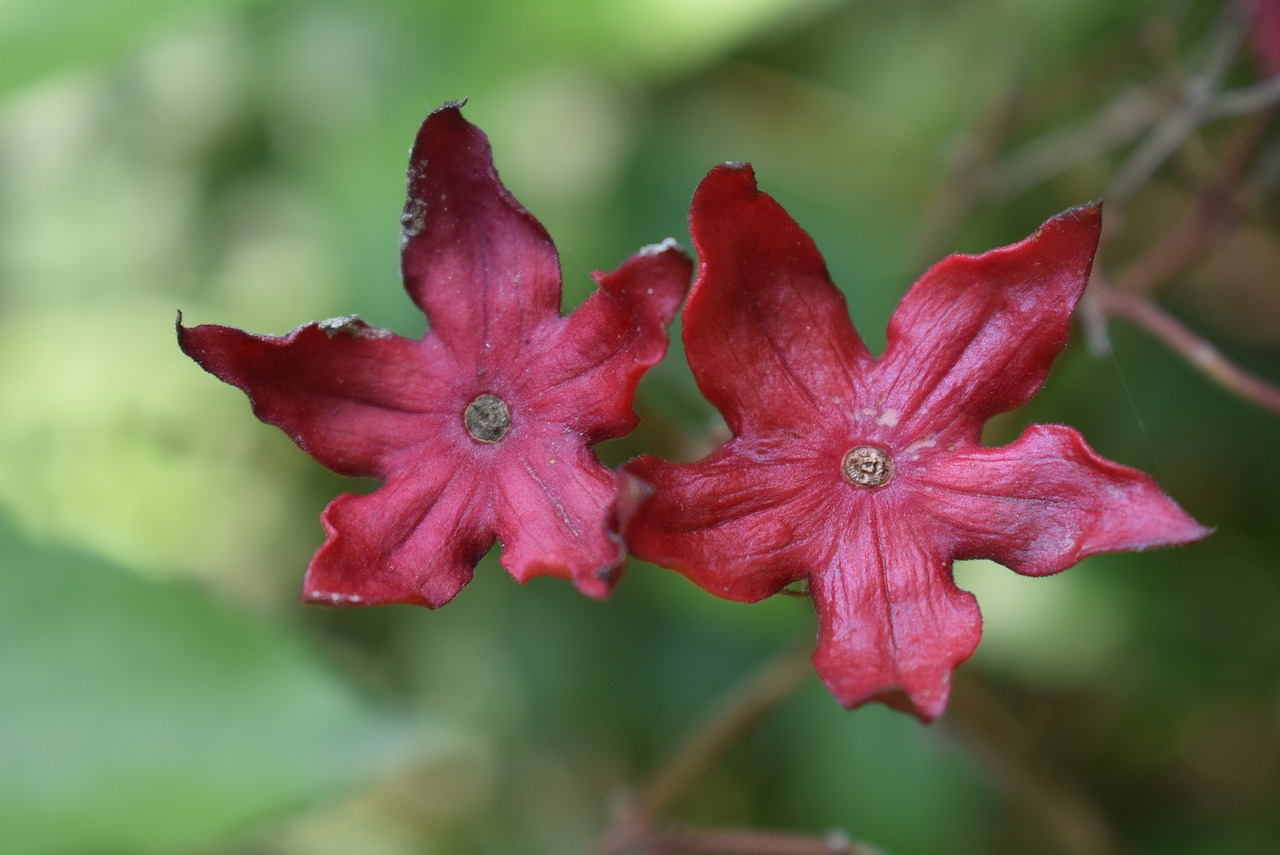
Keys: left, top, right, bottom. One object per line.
{"left": 620, "top": 438, "right": 832, "bottom": 601}
{"left": 1246, "top": 0, "right": 1280, "bottom": 75}
{"left": 494, "top": 442, "right": 627, "bottom": 599}
{"left": 916, "top": 424, "right": 1211, "bottom": 574}
{"left": 401, "top": 102, "right": 562, "bottom": 366}
{"left": 810, "top": 500, "right": 982, "bottom": 723}
{"left": 530, "top": 239, "right": 691, "bottom": 442}
{"left": 303, "top": 470, "right": 491, "bottom": 609}
{"left": 685, "top": 163, "right": 872, "bottom": 436}
{"left": 177, "top": 316, "right": 450, "bottom": 479}
{"left": 876, "top": 204, "right": 1102, "bottom": 441}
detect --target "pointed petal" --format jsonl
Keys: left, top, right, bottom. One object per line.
{"left": 401, "top": 102, "right": 561, "bottom": 363}
{"left": 876, "top": 204, "right": 1102, "bottom": 440}
{"left": 303, "top": 469, "right": 491, "bottom": 609}
{"left": 494, "top": 442, "right": 626, "bottom": 599}
{"left": 620, "top": 438, "right": 833, "bottom": 601}
{"left": 178, "top": 316, "right": 449, "bottom": 479}
{"left": 531, "top": 239, "right": 691, "bottom": 441}
{"left": 685, "top": 163, "right": 872, "bottom": 436}
{"left": 916, "top": 424, "right": 1211, "bottom": 575}
{"left": 811, "top": 500, "right": 981, "bottom": 723}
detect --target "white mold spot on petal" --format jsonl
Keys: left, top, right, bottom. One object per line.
{"left": 399, "top": 197, "right": 427, "bottom": 249}
{"left": 638, "top": 236, "right": 681, "bottom": 256}
{"left": 309, "top": 590, "right": 365, "bottom": 605}
{"left": 904, "top": 434, "right": 939, "bottom": 455}
{"left": 877, "top": 408, "right": 900, "bottom": 428}
{"left": 317, "top": 315, "right": 391, "bottom": 339}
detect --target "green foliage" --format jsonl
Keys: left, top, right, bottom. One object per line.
{"left": 1, "top": 0, "right": 1276, "bottom": 852}
{"left": 0, "top": 513, "right": 418, "bottom": 854}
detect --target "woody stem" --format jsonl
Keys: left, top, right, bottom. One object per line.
{"left": 595, "top": 645, "right": 865, "bottom": 855}
{"left": 640, "top": 644, "right": 810, "bottom": 817}
{"left": 616, "top": 826, "right": 882, "bottom": 855}
{"left": 1088, "top": 276, "right": 1280, "bottom": 416}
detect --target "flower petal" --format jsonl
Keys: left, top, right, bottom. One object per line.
{"left": 810, "top": 500, "right": 982, "bottom": 723}
{"left": 495, "top": 442, "right": 626, "bottom": 599}
{"left": 621, "top": 438, "right": 832, "bottom": 601}
{"left": 303, "top": 469, "right": 491, "bottom": 609}
{"left": 876, "top": 204, "right": 1102, "bottom": 440}
{"left": 401, "top": 102, "right": 561, "bottom": 364}
{"left": 177, "top": 316, "right": 450, "bottom": 479}
{"left": 916, "top": 423, "right": 1211, "bottom": 575}
{"left": 685, "top": 163, "right": 872, "bottom": 436}
{"left": 530, "top": 238, "right": 691, "bottom": 441}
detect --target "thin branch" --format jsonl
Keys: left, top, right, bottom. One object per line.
{"left": 639, "top": 826, "right": 883, "bottom": 855}
{"left": 641, "top": 645, "right": 811, "bottom": 818}
{"left": 947, "top": 673, "right": 1120, "bottom": 855}
{"left": 1112, "top": 110, "right": 1271, "bottom": 294}
{"left": 1089, "top": 276, "right": 1280, "bottom": 416}
{"left": 913, "top": 84, "right": 1024, "bottom": 265}
{"left": 1209, "top": 73, "right": 1280, "bottom": 119}
{"left": 594, "top": 647, "right": 818, "bottom": 855}
{"left": 988, "top": 85, "right": 1165, "bottom": 201}
{"left": 1108, "top": 7, "right": 1247, "bottom": 206}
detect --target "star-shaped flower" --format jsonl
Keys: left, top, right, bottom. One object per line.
{"left": 179, "top": 103, "right": 691, "bottom": 608}
{"left": 621, "top": 163, "right": 1209, "bottom": 722}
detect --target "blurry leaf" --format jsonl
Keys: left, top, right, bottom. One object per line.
{"left": 776, "top": 693, "right": 993, "bottom": 854}
{"left": 0, "top": 513, "right": 410, "bottom": 854}
{"left": 0, "top": 0, "right": 261, "bottom": 100}
{"left": 0, "top": 304, "right": 316, "bottom": 593}
{"left": 953, "top": 558, "right": 1129, "bottom": 687}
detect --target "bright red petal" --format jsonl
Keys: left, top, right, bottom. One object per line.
{"left": 177, "top": 316, "right": 451, "bottom": 479}
{"left": 685, "top": 163, "right": 872, "bottom": 436}
{"left": 810, "top": 500, "right": 982, "bottom": 723}
{"left": 303, "top": 469, "right": 491, "bottom": 609}
{"left": 495, "top": 442, "right": 626, "bottom": 599}
{"left": 401, "top": 102, "right": 562, "bottom": 366}
{"left": 876, "top": 204, "right": 1102, "bottom": 441}
{"left": 531, "top": 239, "right": 691, "bottom": 442}
{"left": 915, "top": 423, "right": 1211, "bottom": 575}
{"left": 621, "top": 438, "right": 833, "bottom": 601}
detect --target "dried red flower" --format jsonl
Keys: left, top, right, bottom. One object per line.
{"left": 621, "top": 164, "right": 1210, "bottom": 722}
{"left": 179, "top": 103, "right": 691, "bottom": 608}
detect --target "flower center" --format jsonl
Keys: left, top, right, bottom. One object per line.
{"left": 842, "top": 445, "right": 893, "bottom": 488}
{"left": 464, "top": 394, "right": 511, "bottom": 443}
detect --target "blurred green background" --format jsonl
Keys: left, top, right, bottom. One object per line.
{"left": 2, "top": 0, "right": 1278, "bottom": 853}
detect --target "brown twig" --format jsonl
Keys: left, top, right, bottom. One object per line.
{"left": 913, "top": 84, "right": 1024, "bottom": 266}
{"left": 947, "top": 673, "right": 1120, "bottom": 855}
{"left": 988, "top": 85, "right": 1166, "bottom": 202}
{"left": 1107, "top": 7, "right": 1247, "bottom": 207}
{"left": 614, "top": 826, "right": 883, "bottom": 855}
{"left": 1110, "top": 109, "right": 1271, "bottom": 293}
{"left": 1209, "top": 73, "right": 1280, "bottom": 119}
{"left": 594, "top": 646, "right": 863, "bottom": 855}
{"left": 1089, "top": 275, "right": 1280, "bottom": 416}
{"left": 640, "top": 645, "right": 811, "bottom": 818}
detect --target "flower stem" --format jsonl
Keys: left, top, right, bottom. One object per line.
{"left": 1089, "top": 277, "right": 1280, "bottom": 416}
{"left": 640, "top": 644, "right": 811, "bottom": 817}
{"left": 621, "top": 826, "right": 883, "bottom": 855}
{"left": 595, "top": 645, "right": 880, "bottom": 855}
{"left": 1111, "top": 110, "right": 1269, "bottom": 295}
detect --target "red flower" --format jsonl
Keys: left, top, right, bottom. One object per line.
{"left": 179, "top": 103, "right": 691, "bottom": 608}
{"left": 1245, "top": 0, "right": 1280, "bottom": 75}
{"left": 621, "top": 164, "right": 1210, "bottom": 722}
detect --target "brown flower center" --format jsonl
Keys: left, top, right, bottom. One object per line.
{"left": 842, "top": 445, "right": 893, "bottom": 488}
{"left": 464, "top": 394, "right": 511, "bottom": 443}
